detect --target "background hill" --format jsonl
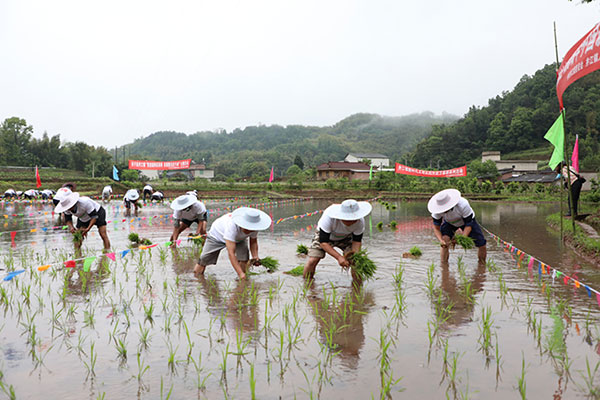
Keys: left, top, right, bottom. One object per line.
{"left": 408, "top": 64, "right": 600, "bottom": 172}
{"left": 122, "top": 112, "right": 458, "bottom": 179}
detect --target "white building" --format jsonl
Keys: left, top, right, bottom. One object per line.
{"left": 482, "top": 151, "right": 538, "bottom": 172}
{"left": 344, "top": 153, "right": 390, "bottom": 168}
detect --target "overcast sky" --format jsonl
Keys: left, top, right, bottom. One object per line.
{"left": 0, "top": 0, "right": 599, "bottom": 148}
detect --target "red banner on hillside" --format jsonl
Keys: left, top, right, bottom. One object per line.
{"left": 129, "top": 159, "right": 191, "bottom": 170}
{"left": 395, "top": 163, "right": 467, "bottom": 177}
{"left": 557, "top": 22, "right": 600, "bottom": 109}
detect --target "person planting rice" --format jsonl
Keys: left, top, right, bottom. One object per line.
{"left": 170, "top": 194, "right": 208, "bottom": 243}
{"left": 102, "top": 185, "right": 113, "bottom": 201}
{"left": 3, "top": 188, "right": 17, "bottom": 199}
{"left": 151, "top": 190, "right": 164, "bottom": 202}
{"left": 23, "top": 189, "right": 39, "bottom": 200}
{"left": 303, "top": 199, "right": 372, "bottom": 286}
{"left": 123, "top": 189, "right": 140, "bottom": 214}
{"left": 143, "top": 183, "right": 153, "bottom": 201}
{"left": 193, "top": 207, "right": 271, "bottom": 280}
{"left": 40, "top": 189, "right": 55, "bottom": 200}
{"left": 54, "top": 191, "right": 111, "bottom": 251}
{"left": 428, "top": 189, "right": 487, "bottom": 265}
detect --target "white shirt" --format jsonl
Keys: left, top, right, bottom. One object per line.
{"left": 102, "top": 186, "right": 112, "bottom": 194}
{"left": 431, "top": 197, "right": 475, "bottom": 227}
{"left": 41, "top": 189, "right": 54, "bottom": 197}
{"left": 63, "top": 196, "right": 101, "bottom": 223}
{"left": 4, "top": 189, "right": 16, "bottom": 195}
{"left": 317, "top": 211, "right": 365, "bottom": 241}
{"left": 173, "top": 201, "right": 207, "bottom": 221}
{"left": 24, "top": 190, "right": 37, "bottom": 197}
{"left": 151, "top": 191, "right": 164, "bottom": 199}
{"left": 143, "top": 185, "right": 153, "bottom": 192}
{"left": 208, "top": 213, "right": 258, "bottom": 243}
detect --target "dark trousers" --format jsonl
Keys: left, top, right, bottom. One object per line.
{"left": 567, "top": 179, "right": 583, "bottom": 216}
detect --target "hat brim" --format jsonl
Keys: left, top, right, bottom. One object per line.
{"left": 54, "top": 192, "right": 80, "bottom": 213}
{"left": 325, "top": 201, "right": 372, "bottom": 220}
{"left": 427, "top": 189, "right": 461, "bottom": 214}
{"left": 170, "top": 195, "right": 197, "bottom": 210}
{"left": 231, "top": 207, "right": 272, "bottom": 231}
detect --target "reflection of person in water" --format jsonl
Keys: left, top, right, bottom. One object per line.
{"left": 306, "top": 285, "right": 374, "bottom": 369}
{"left": 195, "top": 274, "right": 264, "bottom": 335}
{"left": 437, "top": 261, "right": 486, "bottom": 328}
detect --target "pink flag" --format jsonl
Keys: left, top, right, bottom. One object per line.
{"left": 106, "top": 252, "right": 116, "bottom": 261}
{"left": 571, "top": 134, "right": 580, "bottom": 173}
{"left": 268, "top": 166, "right": 274, "bottom": 183}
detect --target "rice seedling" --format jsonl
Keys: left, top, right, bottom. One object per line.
{"left": 517, "top": 353, "right": 527, "bottom": 400}
{"left": 376, "top": 221, "right": 384, "bottom": 231}
{"left": 143, "top": 301, "right": 154, "bottom": 323}
{"left": 166, "top": 341, "right": 178, "bottom": 373}
{"left": 72, "top": 230, "right": 84, "bottom": 245}
{"left": 389, "top": 220, "right": 398, "bottom": 229}
{"left": 478, "top": 306, "right": 494, "bottom": 357}
{"left": 577, "top": 357, "right": 600, "bottom": 398}
{"left": 83, "top": 342, "right": 98, "bottom": 377}
{"left": 424, "top": 263, "right": 438, "bottom": 298}
{"left": 284, "top": 265, "right": 304, "bottom": 276}
{"left": 114, "top": 337, "right": 128, "bottom": 361}
{"left": 128, "top": 233, "right": 140, "bottom": 244}
{"left": 135, "top": 352, "right": 150, "bottom": 381}
{"left": 348, "top": 250, "right": 377, "bottom": 281}
{"left": 454, "top": 234, "right": 475, "bottom": 250}
{"left": 160, "top": 376, "right": 174, "bottom": 400}
{"left": 260, "top": 257, "right": 279, "bottom": 272}
{"left": 296, "top": 244, "right": 308, "bottom": 255}
{"left": 138, "top": 322, "right": 151, "bottom": 350}
{"left": 409, "top": 246, "right": 422, "bottom": 257}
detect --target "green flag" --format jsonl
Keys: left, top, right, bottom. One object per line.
{"left": 83, "top": 256, "right": 96, "bottom": 272}
{"left": 369, "top": 165, "right": 373, "bottom": 180}
{"left": 544, "top": 113, "right": 565, "bottom": 170}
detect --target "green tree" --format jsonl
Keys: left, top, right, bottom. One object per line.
{"left": 293, "top": 155, "right": 304, "bottom": 170}
{"left": 0, "top": 117, "right": 33, "bottom": 165}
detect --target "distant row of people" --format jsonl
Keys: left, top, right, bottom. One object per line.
{"left": 4, "top": 188, "right": 56, "bottom": 200}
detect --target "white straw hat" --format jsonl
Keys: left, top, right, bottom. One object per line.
{"left": 325, "top": 199, "right": 372, "bottom": 220}
{"left": 231, "top": 207, "right": 272, "bottom": 231}
{"left": 427, "top": 189, "right": 461, "bottom": 214}
{"left": 54, "top": 192, "right": 80, "bottom": 213}
{"left": 125, "top": 189, "right": 140, "bottom": 201}
{"left": 170, "top": 194, "right": 197, "bottom": 210}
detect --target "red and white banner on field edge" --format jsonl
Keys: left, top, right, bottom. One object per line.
{"left": 129, "top": 159, "right": 191, "bottom": 170}
{"left": 395, "top": 163, "right": 467, "bottom": 177}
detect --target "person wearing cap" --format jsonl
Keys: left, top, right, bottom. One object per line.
{"left": 428, "top": 189, "right": 487, "bottom": 264}
{"left": 193, "top": 207, "right": 272, "bottom": 279}
{"left": 23, "top": 189, "right": 39, "bottom": 200}
{"left": 143, "top": 184, "right": 153, "bottom": 201}
{"left": 40, "top": 189, "right": 55, "bottom": 200}
{"left": 169, "top": 194, "right": 208, "bottom": 243}
{"left": 151, "top": 190, "right": 164, "bottom": 203}
{"left": 102, "top": 185, "right": 113, "bottom": 201}
{"left": 123, "top": 189, "right": 140, "bottom": 213}
{"left": 303, "top": 199, "right": 372, "bottom": 286}
{"left": 54, "top": 192, "right": 111, "bottom": 250}
{"left": 3, "top": 189, "right": 17, "bottom": 199}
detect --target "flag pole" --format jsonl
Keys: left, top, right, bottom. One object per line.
{"left": 554, "top": 22, "right": 576, "bottom": 236}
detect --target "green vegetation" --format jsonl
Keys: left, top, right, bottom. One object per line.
{"left": 72, "top": 231, "right": 84, "bottom": 244}
{"left": 128, "top": 233, "right": 140, "bottom": 244}
{"left": 284, "top": 265, "right": 305, "bottom": 276}
{"left": 409, "top": 246, "right": 422, "bottom": 257}
{"left": 546, "top": 213, "right": 600, "bottom": 256}
{"left": 348, "top": 250, "right": 377, "bottom": 281}
{"left": 389, "top": 220, "right": 398, "bottom": 229}
{"left": 259, "top": 257, "right": 280, "bottom": 273}
{"left": 454, "top": 235, "right": 475, "bottom": 250}
{"left": 296, "top": 244, "right": 308, "bottom": 255}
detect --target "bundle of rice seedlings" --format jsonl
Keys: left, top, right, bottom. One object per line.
{"left": 348, "top": 250, "right": 377, "bottom": 281}
{"left": 296, "top": 244, "right": 308, "bottom": 255}
{"left": 140, "top": 238, "right": 153, "bottom": 246}
{"left": 409, "top": 246, "right": 422, "bottom": 257}
{"left": 128, "top": 233, "right": 140, "bottom": 244}
{"left": 190, "top": 236, "right": 205, "bottom": 246}
{"left": 454, "top": 234, "right": 475, "bottom": 250}
{"left": 284, "top": 265, "right": 305, "bottom": 276}
{"left": 260, "top": 256, "right": 280, "bottom": 272}
{"left": 72, "top": 230, "right": 84, "bottom": 244}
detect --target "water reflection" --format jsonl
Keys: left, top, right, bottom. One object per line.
{"left": 306, "top": 285, "right": 374, "bottom": 370}
{"left": 437, "top": 261, "right": 486, "bottom": 329}
{"left": 63, "top": 255, "right": 112, "bottom": 299}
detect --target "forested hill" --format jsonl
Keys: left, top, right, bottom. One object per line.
{"left": 409, "top": 63, "right": 600, "bottom": 171}
{"left": 124, "top": 112, "right": 458, "bottom": 178}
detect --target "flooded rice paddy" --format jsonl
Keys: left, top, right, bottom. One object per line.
{"left": 1, "top": 198, "right": 600, "bottom": 399}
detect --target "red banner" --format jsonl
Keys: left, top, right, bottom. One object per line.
{"left": 395, "top": 163, "right": 467, "bottom": 177}
{"left": 128, "top": 159, "right": 191, "bottom": 170}
{"left": 557, "top": 22, "right": 600, "bottom": 109}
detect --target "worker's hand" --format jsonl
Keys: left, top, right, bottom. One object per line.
{"left": 250, "top": 258, "right": 261, "bottom": 266}
{"left": 439, "top": 240, "right": 448, "bottom": 248}
{"left": 338, "top": 257, "right": 350, "bottom": 268}
{"left": 238, "top": 272, "right": 247, "bottom": 280}
{"left": 69, "top": 226, "right": 77, "bottom": 234}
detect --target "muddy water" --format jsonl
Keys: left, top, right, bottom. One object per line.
{"left": 0, "top": 198, "right": 599, "bottom": 399}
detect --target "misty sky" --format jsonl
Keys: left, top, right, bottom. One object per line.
{"left": 0, "top": 0, "right": 599, "bottom": 148}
